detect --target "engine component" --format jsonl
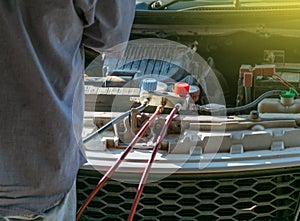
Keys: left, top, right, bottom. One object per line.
{"left": 137, "top": 79, "right": 191, "bottom": 110}
{"left": 189, "top": 85, "right": 201, "bottom": 103}
{"left": 236, "top": 63, "right": 300, "bottom": 108}
{"left": 236, "top": 64, "right": 276, "bottom": 106}
{"left": 258, "top": 88, "right": 300, "bottom": 113}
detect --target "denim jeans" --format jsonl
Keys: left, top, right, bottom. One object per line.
{"left": 1, "top": 181, "right": 76, "bottom": 221}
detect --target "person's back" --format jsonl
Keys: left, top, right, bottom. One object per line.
{"left": 0, "top": 0, "right": 135, "bottom": 219}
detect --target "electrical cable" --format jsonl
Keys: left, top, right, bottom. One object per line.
{"left": 76, "top": 104, "right": 162, "bottom": 220}
{"left": 273, "top": 75, "right": 293, "bottom": 89}
{"left": 127, "top": 103, "right": 181, "bottom": 221}
{"left": 83, "top": 99, "right": 149, "bottom": 143}
{"left": 273, "top": 74, "right": 300, "bottom": 98}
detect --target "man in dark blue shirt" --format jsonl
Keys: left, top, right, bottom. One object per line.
{"left": 0, "top": 0, "right": 135, "bottom": 220}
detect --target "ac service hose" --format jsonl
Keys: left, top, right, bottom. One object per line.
{"left": 128, "top": 103, "right": 181, "bottom": 221}
{"left": 76, "top": 103, "right": 163, "bottom": 220}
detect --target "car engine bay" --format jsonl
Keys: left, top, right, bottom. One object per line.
{"left": 77, "top": 2, "right": 300, "bottom": 220}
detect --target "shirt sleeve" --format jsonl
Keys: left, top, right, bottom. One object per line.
{"left": 82, "top": 0, "right": 136, "bottom": 56}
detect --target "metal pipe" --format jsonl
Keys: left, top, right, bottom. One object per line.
{"left": 127, "top": 103, "right": 181, "bottom": 221}
{"left": 76, "top": 104, "right": 162, "bottom": 220}
{"left": 83, "top": 99, "right": 148, "bottom": 143}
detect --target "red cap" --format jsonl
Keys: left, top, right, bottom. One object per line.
{"left": 174, "top": 82, "right": 190, "bottom": 97}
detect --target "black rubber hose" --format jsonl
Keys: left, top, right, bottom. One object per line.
{"left": 192, "top": 90, "right": 282, "bottom": 114}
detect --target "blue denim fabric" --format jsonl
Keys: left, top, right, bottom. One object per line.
{"left": 0, "top": 0, "right": 135, "bottom": 217}
{"left": 1, "top": 182, "right": 76, "bottom": 221}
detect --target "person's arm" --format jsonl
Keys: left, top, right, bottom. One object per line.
{"left": 82, "top": 0, "right": 136, "bottom": 55}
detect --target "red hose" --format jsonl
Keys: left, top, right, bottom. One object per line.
{"left": 76, "top": 105, "right": 163, "bottom": 220}
{"left": 127, "top": 104, "right": 180, "bottom": 221}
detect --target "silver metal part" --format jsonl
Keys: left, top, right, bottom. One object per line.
{"left": 139, "top": 90, "right": 190, "bottom": 110}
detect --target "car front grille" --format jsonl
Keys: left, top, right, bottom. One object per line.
{"left": 77, "top": 167, "right": 300, "bottom": 221}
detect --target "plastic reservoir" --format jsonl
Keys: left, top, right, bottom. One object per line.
{"left": 258, "top": 97, "right": 300, "bottom": 113}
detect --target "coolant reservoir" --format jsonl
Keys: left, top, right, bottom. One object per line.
{"left": 258, "top": 88, "right": 300, "bottom": 113}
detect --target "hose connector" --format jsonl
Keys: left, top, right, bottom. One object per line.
{"left": 175, "top": 103, "right": 182, "bottom": 111}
